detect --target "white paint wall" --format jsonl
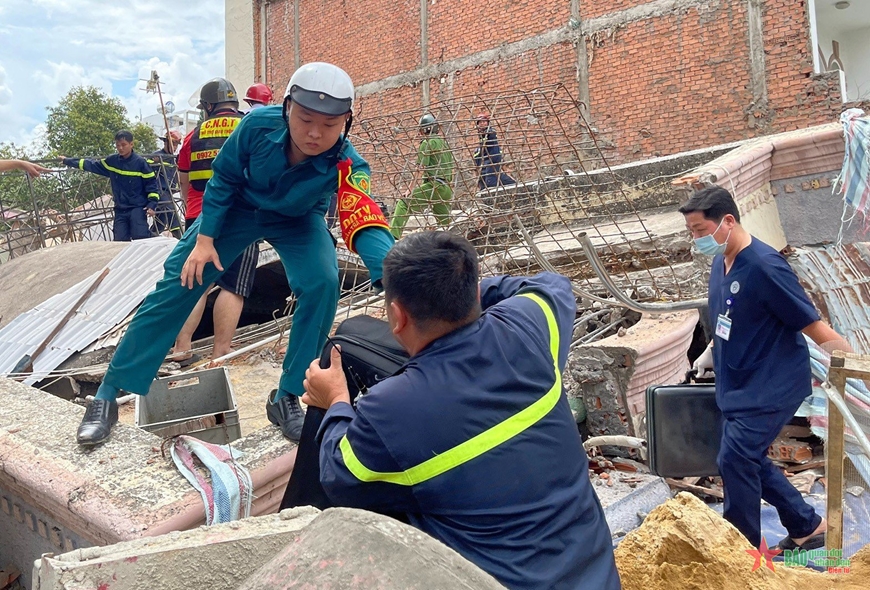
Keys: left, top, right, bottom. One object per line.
{"left": 839, "top": 26, "right": 870, "bottom": 101}
{"left": 225, "top": 0, "right": 256, "bottom": 96}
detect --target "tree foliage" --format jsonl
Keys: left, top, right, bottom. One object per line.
{"left": 44, "top": 86, "right": 129, "bottom": 158}
{"left": 131, "top": 121, "right": 158, "bottom": 154}
{"left": 2, "top": 86, "right": 161, "bottom": 250}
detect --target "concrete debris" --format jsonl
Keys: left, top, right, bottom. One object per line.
{"left": 240, "top": 508, "right": 503, "bottom": 590}
{"left": 615, "top": 492, "right": 869, "bottom": 590}
{"left": 565, "top": 310, "right": 697, "bottom": 446}
{"left": 33, "top": 507, "right": 320, "bottom": 590}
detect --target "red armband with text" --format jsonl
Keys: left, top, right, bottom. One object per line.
{"left": 337, "top": 158, "right": 390, "bottom": 253}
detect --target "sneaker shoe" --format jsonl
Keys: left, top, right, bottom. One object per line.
{"left": 266, "top": 390, "right": 305, "bottom": 441}
{"left": 76, "top": 399, "right": 118, "bottom": 446}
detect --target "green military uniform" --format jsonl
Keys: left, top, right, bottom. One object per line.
{"left": 390, "top": 136, "right": 454, "bottom": 238}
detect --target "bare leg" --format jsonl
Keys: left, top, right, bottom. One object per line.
{"left": 173, "top": 289, "right": 209, "bottom": 358}
{"left": 212, "top": 288, "right": 244, "bottom": 358}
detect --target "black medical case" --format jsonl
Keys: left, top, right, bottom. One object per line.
{"left": 280, "top": 315, "right": 409, "bottom": 511}
{"left": 646, "top": 374, "right": 723, "bottom": 478}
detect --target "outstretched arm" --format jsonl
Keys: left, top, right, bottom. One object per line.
{"left": 0, "top": 159, "right": 52, "bottom": 178}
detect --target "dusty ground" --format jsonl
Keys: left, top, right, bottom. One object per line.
{"left": 615, "top": 492, "right": 869, "bottom": 590}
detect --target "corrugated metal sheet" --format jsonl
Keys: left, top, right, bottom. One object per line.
{"left": 790, "top": 242, "right": 870, "bottom": 354}
{"left": 0, "top": 237, "right": 178, "bottom": 384}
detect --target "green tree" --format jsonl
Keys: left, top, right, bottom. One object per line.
{"left": 45, "top": 86, "right": 129, "bottom": 158}
{"left": 131, "top": 121, "right": 158, "bottom": 154}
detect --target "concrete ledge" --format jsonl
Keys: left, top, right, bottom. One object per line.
{"left": 0, "top": 377, "right": 296, "bottom": 587}
{"left": 34, "top": 507, "right": 320, "bottom": 590}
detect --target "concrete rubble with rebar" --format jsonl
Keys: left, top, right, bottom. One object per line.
{"left": 2, "top": 88, "right": 869, "bottom": 587}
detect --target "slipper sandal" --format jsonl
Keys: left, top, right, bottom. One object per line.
{"left": 176, "top": 353, "right": 202, "bottom": 368}
{"left": 773, "top": 532, "right": 826, "bottom": 552}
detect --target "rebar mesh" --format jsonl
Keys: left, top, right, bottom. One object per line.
{"left": 334, "top": 84, "right": 698, "bottom": 322}
{"left": 0, "top": 160, "right": 184, "bottom": 262}
{"left": 2, "top": 85, "right": 699, "bottom": 365}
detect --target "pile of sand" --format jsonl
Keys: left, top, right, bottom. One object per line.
{"left": 615, "top": 493, "right": 869, "bottom": 590}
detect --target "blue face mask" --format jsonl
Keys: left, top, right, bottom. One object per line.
{"left": 694, "top": 219, "right": 730, "bottom": 256}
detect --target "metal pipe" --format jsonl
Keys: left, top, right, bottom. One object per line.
{"left": 514, "top": 215, "right": 617, "bottom": 306}
{"left": 577, "top": 232, "right": 708, "bottom": 313}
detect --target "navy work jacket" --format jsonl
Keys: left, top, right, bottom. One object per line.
{"left": 317, "top": 273, "right": 621, "bottom": 590}
{"left": 64, "top": 152, "right": 159, "bottom": 210}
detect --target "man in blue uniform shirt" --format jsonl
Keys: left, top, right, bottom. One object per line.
{"left": 681, "top": 186, "right": 852, "bottom": 552}
{"left": 75, "top": 63, "right": 394, "bottom": 446}
{"left": 303, "top": 231, "right": 621, "bottom": 590}
{"left": 60, "top": 129, "right": 160, "bottom": 241}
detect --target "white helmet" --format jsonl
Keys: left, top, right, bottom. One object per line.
{"left": 284, "top": 62, "right": 354, "bottom": 116}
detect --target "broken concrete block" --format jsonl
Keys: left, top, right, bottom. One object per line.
{"left": 33, "top": 507, "right": 320, "bottom": 590}
{"left": 567, "top": 311, "right": 698, "bottom": 445}
{"left": 240, "top": 508, "right": 504, "bottom": 590}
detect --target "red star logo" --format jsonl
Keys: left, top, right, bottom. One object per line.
{"left": 746, "top": 537, "right": 782, "bottom": 571}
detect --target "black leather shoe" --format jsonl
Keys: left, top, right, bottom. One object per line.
{"left": 266, "top": 390, "right": 305, "bottom": 441}
{"left": 76, "top": 399, "right": 118, "bottom": 446}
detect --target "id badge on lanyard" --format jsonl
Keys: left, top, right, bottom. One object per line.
{"left": 716, "top": 280, "right": 740, "bottom": 341}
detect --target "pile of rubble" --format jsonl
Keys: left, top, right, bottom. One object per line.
{"left": 615, "top": 493, "right": 869, "bottom": 590}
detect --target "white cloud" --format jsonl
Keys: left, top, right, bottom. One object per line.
{"left": 0, "top": 0, "right": 226, "bottom": 148}
{"left": 0, "top": 65, "right": 12, "bottom": 105}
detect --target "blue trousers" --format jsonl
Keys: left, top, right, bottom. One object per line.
{"left": 718, "top": 401, "right": 821, "bottom": 547}
{"left": 113, "top": 207, "right": 151, "bottom": 241}
{"left": 103, "top": 206, "right": 340, "bottom": 397}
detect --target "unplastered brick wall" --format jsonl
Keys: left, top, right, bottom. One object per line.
{"left": 258, "top": 0, "right": 846, "bottom": 165}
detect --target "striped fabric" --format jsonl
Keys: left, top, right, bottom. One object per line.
{"left": 837, "top": 109, "right": 870, "bottom": 222}
{"left": 170, "top": 435, "right": 253, "bottom": 525}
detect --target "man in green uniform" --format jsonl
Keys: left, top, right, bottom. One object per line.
{"left": 389, "top": 114, "right": 454, "bottom": 238}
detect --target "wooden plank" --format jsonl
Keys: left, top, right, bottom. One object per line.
{"left": 828, "top": 351, "right": 870, "bottom": 380}
{"left": 826, "top": 370, "right": 847, "bottom": 552}
{"left": 665, "top": 478, "right": 724, "bottom": 499}
{"left": 785, "top": 459, "right": 826, "bottom": 473}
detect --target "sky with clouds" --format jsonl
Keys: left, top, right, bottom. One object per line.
{"left": 0, "top": 0, "right": 226, "bottom": 149}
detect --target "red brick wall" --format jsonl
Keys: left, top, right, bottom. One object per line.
{"left": 587, "top": 4, "right": 754, "bottom": 160}
{"left": 428, "top": 0, "right": 564, "bottom": 63}
{"left": 259, "top": 0, "right": 846, "bottom": 166}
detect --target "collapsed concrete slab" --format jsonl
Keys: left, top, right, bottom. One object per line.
{"left": 33, "top": 507, "right": 320, "bottom": 590}
{"left": 240, "top": 507, "right": 504, "bottom": 590}
{"left": 33, "top": 507, "right": 502, "bottom": 590}
{"left": 0, "top": 377, "right": 295, "bottom": 589}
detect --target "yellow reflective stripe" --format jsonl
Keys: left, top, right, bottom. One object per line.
{"left": 188, "top": 170, "right": 213, "bottom": 181}
{"left": 78, "top": 159, "right": 84, "bottom": 170}
{"left": 339, "top": 291, "right": 561, "bottom": 486}
{"left": 100, "top": 160, "right": 156, "bottom": 178}
{"left": 147, "top": 193, "right": 160, "bottom": 200}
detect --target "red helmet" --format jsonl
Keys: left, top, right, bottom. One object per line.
{"left": 163, "top": 130, "right": 182, "bottom": 144}
{"left": 244, "top": 83, "right": 274, "bottom": 106}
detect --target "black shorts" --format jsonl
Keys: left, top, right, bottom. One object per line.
{"left": 216, "top": 243, "right": 259, "bottom": 297}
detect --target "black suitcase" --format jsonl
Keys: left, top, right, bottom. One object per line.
{"left": 280, "top": 315, "right": 409, "bottom": 511}
{"left": 646, "top": 373, "right": 723, "bottom": 478}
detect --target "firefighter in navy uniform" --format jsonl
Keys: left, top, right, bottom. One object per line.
{"left": 172, "top": 78, "right": 258, "bottom": 364}
{"left": 60, "top": 129, "right": 160, "bottom": 241}
{"left": 303, "top": 232, "right": 621, "bottom": 590}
